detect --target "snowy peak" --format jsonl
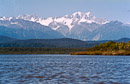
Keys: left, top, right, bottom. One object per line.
{"left": 17, "top": 15, "right": 39, "bottom": 21}
{"left": 0, "top": 16, "right": 14, "bottom": 21}
{"left": 72, "top": 11, "right": 91, "bottom": 18}
{"left": 72, "top": 12, "right": 83, "bottom": 18}
{"left": 17, "top": 15, "right": 43, "bottom": 23}
{"left": 17, "top": 15, "right": 54, "bottom": 26}
{"left": 71, "top": 12, "right": 109, "bottom": 24}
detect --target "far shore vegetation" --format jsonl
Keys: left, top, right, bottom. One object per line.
{"left": 1, "top": 41, "right": 130, "bottom": 55}
{"left": 0, "top": 48, "right": 86, "bottom": 54}
{"left": 71, "top": 41, "right": 130, "bottom": 55}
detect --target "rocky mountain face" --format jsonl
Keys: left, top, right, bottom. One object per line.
{"left": 0, "top": 19, "right": 64, "bottom": 39}
{"left": 0, "top": 12, "right": 130, "bottom": 40}
{"left": 94, "top": 21, "right": 130, "bottom": 40}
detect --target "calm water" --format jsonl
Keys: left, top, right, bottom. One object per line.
{"left": 0, "top": 55, "right": 130, "bottom": 84}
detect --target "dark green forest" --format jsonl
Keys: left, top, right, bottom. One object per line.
{"left": 0, "top": 47, "right": 86, "bottom": 54}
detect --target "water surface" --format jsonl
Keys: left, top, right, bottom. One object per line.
{"left": 0, "top": 54, "right": 130, "bottom": 84}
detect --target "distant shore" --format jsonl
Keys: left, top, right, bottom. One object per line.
{"left": 0, "top": 47, "right": 86, "bottom": 54}
{"left": 71, "top": 50, "right": 130, "bottom": 55}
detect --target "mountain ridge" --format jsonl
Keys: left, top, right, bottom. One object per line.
{"left": 0, "top": 12, "right": 130, "bottom": 41}
{"left": 0, "top": 12, "right": 109, "bottom": 30}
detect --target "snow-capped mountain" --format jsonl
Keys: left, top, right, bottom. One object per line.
{"left": 0, "top": 18, "right": 64, "bottom": 39}
{"left": 11, "top": 12, "right": 110, "bottom": 40}
{"left": 15, "top": 12, "right": 109, "bottom": 30}
{"left": 0, "top": 12, "right": 130, "bottom": 41}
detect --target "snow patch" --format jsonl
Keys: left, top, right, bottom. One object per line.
{"left": 52, "top": 25, "right": 60, "bottom": 30}
{"left": 39, "top": 17, "right": 53, "bottom": 26}
{"left": 93, "top": 34, "right": 101, "bottom": 40}
{"left": 11, "top": 22, "right": 18, "bottom": 24}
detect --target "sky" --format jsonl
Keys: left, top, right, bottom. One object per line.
{"left": 0, "top": 0, "right": 130, "bottom": 23}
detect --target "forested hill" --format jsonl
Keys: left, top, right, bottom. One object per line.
{"left": 0, "top": 36, "right": 98, "bottom": 48}
{"left": 0, "top": 36, "right": 17, "bottom": 43}
{"left": 0, "top": 36, "right": 130, "bottom": 48}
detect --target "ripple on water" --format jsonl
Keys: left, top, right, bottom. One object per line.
{"left": 0, "top": 55, "right": 130, "bottom": 84}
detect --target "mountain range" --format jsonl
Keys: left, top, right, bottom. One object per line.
{"left": 0, "top": 12, "right": 130, "bottom": 41}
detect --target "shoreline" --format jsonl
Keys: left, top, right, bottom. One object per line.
{"left": 71, "top": 50, "right": 130, "bottom": 55}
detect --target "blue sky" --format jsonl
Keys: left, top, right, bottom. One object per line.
{"left": 0, "top": 0, "right": 130, "bottom": 23}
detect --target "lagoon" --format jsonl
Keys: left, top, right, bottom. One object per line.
{"left": 0, "top": 54, "right": 130, "bottom": 84}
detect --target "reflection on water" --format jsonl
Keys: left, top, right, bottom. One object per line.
{"left": 0, "top": 55, "right": 130, "bottom": 84}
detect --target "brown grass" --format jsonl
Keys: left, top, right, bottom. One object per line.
{"left": 71, "top": 50, "right": 130, "bottom": 55}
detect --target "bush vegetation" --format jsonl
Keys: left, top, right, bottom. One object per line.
{"left": 71, "top": 41, "right": 130, "bottom": 55}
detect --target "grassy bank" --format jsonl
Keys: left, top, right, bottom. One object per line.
{"left": 71, "top": 41, "right": 130, "bottom": 55}
{"left": 0, "top": 47, "right": 87, "bottom": 54}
